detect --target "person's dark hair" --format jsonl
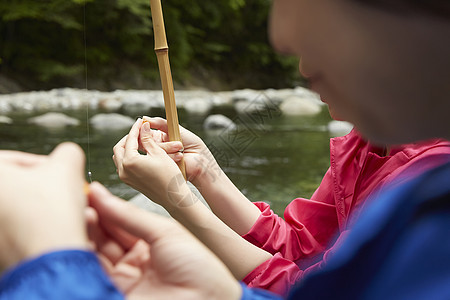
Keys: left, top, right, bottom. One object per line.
{"left": 354, "top": 0, "right": 450, "bottom": 18}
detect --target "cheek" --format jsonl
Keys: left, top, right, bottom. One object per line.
{"left": 269, "top": 0, "right": 316, "bottom": 55}
{"left": 269, "top": 2, "right": 298, "bottom": 54}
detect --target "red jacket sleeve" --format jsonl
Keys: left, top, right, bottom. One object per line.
{"left": 241, "top": 168, "right": 341, "bottom": 295}
{"left": 242, "top": 168, "right": 339, "bottom": 261}
{"left": 243, "top": 230, "right": 351, "bottom": 296}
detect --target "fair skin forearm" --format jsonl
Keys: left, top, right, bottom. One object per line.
{"left": 139, "top": 177, "right": 272, "bottom": 280}
{"left": 191, "top": 164, "right": 262, "bottom": 236}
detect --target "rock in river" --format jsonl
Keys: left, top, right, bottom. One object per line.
{"left": 203, "top": 114, "right": 237, "bottom": 131}
{"left": 90, "top": 113, "right": 135, "bottom": 131}
{"left": 28, "top": 112, "right": 80, "bottom": 128}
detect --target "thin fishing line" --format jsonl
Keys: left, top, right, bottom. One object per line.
{"left": 83, "top": 3, "right": 92, "bottom": 183}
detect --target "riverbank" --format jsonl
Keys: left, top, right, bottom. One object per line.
{"left": 0, "top": 86, "right": 356, "bottom": 137}
{"left": 0, "top": 86, "right": 322, "bottom": 116}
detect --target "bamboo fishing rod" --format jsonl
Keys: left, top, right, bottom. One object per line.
{"left": 149, "top": 0, "right": 186, "bottom": 179}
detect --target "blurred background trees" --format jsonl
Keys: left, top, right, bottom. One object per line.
{"left": 0, "top": 0, "right": 302, "bottom": 92}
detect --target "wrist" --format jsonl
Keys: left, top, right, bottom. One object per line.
{"left": 191, "top": 161, "right": 224, "bottom": 192}
{"left": 1, "top": 224, "right": 89, "bottom": 271}
{"left": 158, "top": 179, "right": 200, "bottom": 213}
{"left": 24, "top": 237, "right": 89, "bottom": 267}
{"left": 190, "top": 146, "right": 223, "bottom": 187}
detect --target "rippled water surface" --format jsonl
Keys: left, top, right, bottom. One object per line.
{"left": 0, "top": 107, "right": 333, "bottom": 215}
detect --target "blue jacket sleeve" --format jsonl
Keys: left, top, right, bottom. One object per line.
{"left": 287, "top": 162, "right": 450, "bottom": 300}
{"left": 0, "top": 250, "right": 124, "bottom": 300}
{"left": 240, "top": 283, "right": 283, "bottom": 300}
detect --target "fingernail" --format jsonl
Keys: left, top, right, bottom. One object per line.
{"left": 142, "top": 121, "right": 151, "bottom": 132}
{"left": 174, "top": 152, "right": 183, "bottom": 161}
{"left": 174, "top": 142, "right": 184, "bottom": 152}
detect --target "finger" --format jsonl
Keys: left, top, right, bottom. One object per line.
{"left": 88, "top": 181, "right": 181, "bottom": 245}
{"left": 108, "top": 241, "right": 150, "bottom": 292}
{"left": 143, "top": 116, "right": 168, "bottom": 133}
{"left": 86, "top": 211, "right": 129, "bottom": 264}
{"left": 142, "top": 117, "right": 170, "bottom": 142}
{"left": 87, "top": 191, "right": 139, "bottom": 263}
{"left": 144, "top": 116, "right": 189, "bottom": 142}
{"left": 86, "top": 206, "right": 103, "bottom": 251}
{"left": 113, "top": 135, "right": 128, "bottom": 168}
{"left": 124, "top": 119, "right": 143, "bottom": 157}
{"left": 88, "top": 183, "right": 142, "bottom": 248}
{"left": 158, "top": 141, "right": 184, "bottom": 154}
{"left": 49, "top": 142, "right": 85, "bottom": 183}
{"left": 85, "top": 206, "right": 98, "bottom": 225}
{"left": 139, "top": 121, "right": 166, "bottom": 155}
{"left": 149, "top": 127, "right": 168, "bottom": 144}
{"left": 0, "top": 151, "right": 47, "bottom": 166}
{"left": 86, "top": 206, "right": 108, "bottom": 250}
{"left": 137, "top": 126, "right": 166, "bottom": 152}
{"left": 118, "top": 239, "right": 149, "bottom": 267}
{"left": 96, "top": 253, "right": 115, "bottom": 275}
{"left": 168, "top": 152, "right": 184, "bottom": 162}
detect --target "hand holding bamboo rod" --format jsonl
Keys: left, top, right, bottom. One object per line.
{"left": 149, "top": 0, "right": 186, "bottom": 179}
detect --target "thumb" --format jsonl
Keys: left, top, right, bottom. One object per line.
{"left": 49, "top": 142, "right": 85, "bottom": 180}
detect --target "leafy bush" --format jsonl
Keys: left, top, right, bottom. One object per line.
{"left": 0, "top": 0, "right": 301, "bottom": 91}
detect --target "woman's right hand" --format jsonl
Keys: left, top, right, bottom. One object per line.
{"left": 115, "top": 117, "right": 262, "bottom": 238}
{"left": 141, "top": 117, "right": 263, "bottom": 236}
{"left": 141, "top": 117, "right": 221, "bottom": 185}
{"left": 87, "top": 182, "right": 242, "bottom": 300}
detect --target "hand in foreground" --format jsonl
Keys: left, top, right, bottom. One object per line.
{"left": 0, "top": 143, "right": 88, "bottom": 270}
{"left": 142, "top": 116, "right": 220, "bottom": 184}
{"left": 87, "top": 182, "right": 241, "bottom": 300}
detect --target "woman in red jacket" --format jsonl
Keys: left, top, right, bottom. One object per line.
{"left": 114, "top": 98, "right": 450, "bottom": 296}
{"left": 114, "top": 109, "right": 450, "bottom": 296}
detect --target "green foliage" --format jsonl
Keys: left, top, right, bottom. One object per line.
{"left": 0, "top": 0, "right": 299, "bottom": 91}
{"left": 229, "top": 0, "right": 246, "bottom": 10}
{"left": 0, "top": 0, "right": 90, "bottom": 29}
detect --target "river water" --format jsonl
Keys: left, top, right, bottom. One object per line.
{"left": 0, "top": 107, "right": 333, "bottom": 216}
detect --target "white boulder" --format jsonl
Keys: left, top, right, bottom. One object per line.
{"left": 90, "top": 113, "right": 135, "bottom": 131}
{"left": 98, "top": 96, "right": 123, "bottom": 112}
{"left": 203, "top": 114, "right": 236, "bottom": 131}
{"left": 28, "top": 112, "right": 80, "bottom": 128}
{"left": 0, "top": 100, "right": 11, "bottom": 114}
{"left": 280, "top": 96, "right": 322, "bottom": 116}
{"left": 184, "top": 97, "right": 213, "bottom": 115}
{"left": 0, "top": 115, "right": 12, "bottom": 124}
